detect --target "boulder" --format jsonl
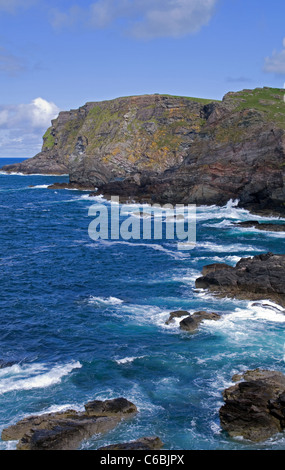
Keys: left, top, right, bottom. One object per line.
{"left": 165, "top": 310, "right": 190, "bottom": 325}
{"left": 195, "top": 253, "right": 285, "bottom": 308}
{"left": 220, "top": 369, "right": 285, "bottom": 442}
{"left": 179, "top": 311, "right": 221, "bottom": 332}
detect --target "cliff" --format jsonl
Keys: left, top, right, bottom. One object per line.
{"left": 2, "top": 87, "right": 285, "bottom": 215}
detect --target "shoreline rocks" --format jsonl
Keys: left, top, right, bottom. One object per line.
{"left": 220, "top": 369, "right": 285, "bottom": 442}
{"left": 1, "top": 397, "right": 137, "bottom": 451}
{"left": 195, "top": 253, "right": 285, "bottom": 308}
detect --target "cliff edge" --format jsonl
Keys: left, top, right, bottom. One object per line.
{"left": 2, "top": 88, "right": 285, "bottom": 215}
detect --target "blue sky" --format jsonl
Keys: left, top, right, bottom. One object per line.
{"left": 0, "top": 0, "right": 285, "bottom": 157}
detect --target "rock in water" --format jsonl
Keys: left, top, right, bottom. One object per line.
{"left": 195, "top": 253, "right": 285, "bottom": 308}
{"left": 179, "top": 311, "right": 221, "bottom": 332}
{"left": 220, "top": 369, "right": 285, "bottom": 442}
{"left": 84, "top": 397, "right": 137, "bottom": 416}
{"left": 1, "top": 398, "right": 137, "bottom": 450}
{"left": 165, "top": 311, "right": 190, "bottom": 325}
{"left": 97, "top": 436, "right": 164, "bottom": 450}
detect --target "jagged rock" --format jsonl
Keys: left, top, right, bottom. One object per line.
{"left": 220, "top": 369, "right": 285, "bottom": 442}
{"left": 195, "top": 253, "right": 285, "bottom": 307}
{"left": 97, "top": 436, "right": 164, "bottom": 450}
{"left": 179, "top": 311, "right": 221, "bottom": 332}
{"left": 1, "top": 398, "right": 137, "bottom": 450}
{"left": 165, "top": 310, "right": 190, "bottom": 325}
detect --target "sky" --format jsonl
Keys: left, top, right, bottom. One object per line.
{"left": 0, "top": 0, "right": 285, "bottom": 157}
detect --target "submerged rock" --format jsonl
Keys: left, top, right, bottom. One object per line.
{"left": 220, "top": 369, "right": 285, "bottom": 442}
{"left": 97, "top": 436, "right": 164, "bottom": 450}
{"left": 0, "top": 360, "right": 17, "bottom": 369}
{"left": 1, "top": 397, "right": 137, "bottom": 450}
{"left": 195, "top": 253, "right": 285, "bottom": 307}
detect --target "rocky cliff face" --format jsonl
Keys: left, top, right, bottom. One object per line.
{"left": 2, "top": 87, "right": 285, "bottom": 215}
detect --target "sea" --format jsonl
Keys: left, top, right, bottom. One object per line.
{"left": 0, "top": 157, "right": 284, "bottom": 451}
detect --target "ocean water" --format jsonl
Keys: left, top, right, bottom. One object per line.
{"left": 0, "top": 157, "right": 284, "bottom": 450}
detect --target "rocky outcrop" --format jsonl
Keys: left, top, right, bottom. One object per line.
{"left": 179, "top": 311, "right": 221, "bottom": 332}
{"left": 2, "top": 87, "right": 285, "bottom": 216}
{"left": 165, "top": 310, "right": 221, "bottom": 332}
{"left": 1, "top": 397, "right": 137, "bottom": 450}
{"left": 97, "top": 436, "right": 163, "bottom": 450}
{"left": 220, "top": 369, "right": 285, "bottom": 442}
{"left": 165, "top": 310, "right": 190, "bottom": 325}
{"left": 195, "top": 253, "right": 285, "bottom": 307}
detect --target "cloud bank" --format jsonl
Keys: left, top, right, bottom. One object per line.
{"left": 0, "top": 98, "right": 59, "bottom": 157}
{"left": 50, "top": 0, "right": 218, "bottom": 39}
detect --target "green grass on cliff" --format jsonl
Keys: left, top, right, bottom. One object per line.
{"left": 160, "top": 94, "right": 220, "bottom": 104}
{"left": 229, "top": 87, "right": 285, "bottom": 126}
{"left": 42, "top": 127, "right": 55, "bottom": 149}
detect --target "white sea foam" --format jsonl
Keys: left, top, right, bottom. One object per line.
{"left": 195, "top": 241, "right": 261, "bottom": 253}
{"left": 0, "top": 171, "right": 68, "bottom": 176}
{"left": 29, "top": 184, "right": 49, "bottom": 189}
{"left": 88, "top": 296, "right": 124, "bottom": 306}
{"left": 196, "top": 199, "right": 285, "bottom": 223}
{"left": 98, "top": 240, "right": 191, "bottom": 259}
{"left": 198, "top": 300, "right": 285, "bottom": 347}
{"left": 115, "top": 356, "right": 146, "bottom": 364}
{"left": 0, "top": 361, "right": 82, "bottom": 395}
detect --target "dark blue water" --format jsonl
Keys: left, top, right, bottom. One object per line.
{"left": 0, "top": 158, "right": 284, "bottom": 450}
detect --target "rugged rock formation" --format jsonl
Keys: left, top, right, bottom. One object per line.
{"left": 195, "top": 253, "right": 285, "bottom": 307}
{"left": 1, "top": 397, "right": 137, "bottom": 450}
{"left": 165, "top": 310, "right": 221, "bottom": 332}
{"left": 165, "top": 310, "right": 190, "bottom": 325}
{"left": 220, "top": 369, "right": 285, "bottom": 442}
{"left": 179, "top": 311, "right": 221, "bottom": 332}
{"left": 97, "top": 436, "right": 164, "bottom": 450}
{"left": 2, "top": 87, "right": 285, "bottom": 215}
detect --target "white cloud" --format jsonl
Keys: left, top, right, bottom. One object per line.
{"left": 264, "top": 39, "right": 285, "bottom": 75}
{"left": 51, "top": 0, "right": 218, "bottom": 39}
{"left": 0, "top": 98, "right": 60, "bottom": 157}
{"left": 0, "top": 97, "right": 59, "bottom": 130}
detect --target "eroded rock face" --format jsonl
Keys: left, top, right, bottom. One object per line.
{"left": 195, "top": 253, "right": 285, "bottom": 307}
{"left": 220, "top": 369, "right": 285, "bottom": 442}
{"left": 1, "top": 398, "right": 137, "bottom": 450}
{"left": 2, "top": 88, "right": 285, "bottom": 216}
